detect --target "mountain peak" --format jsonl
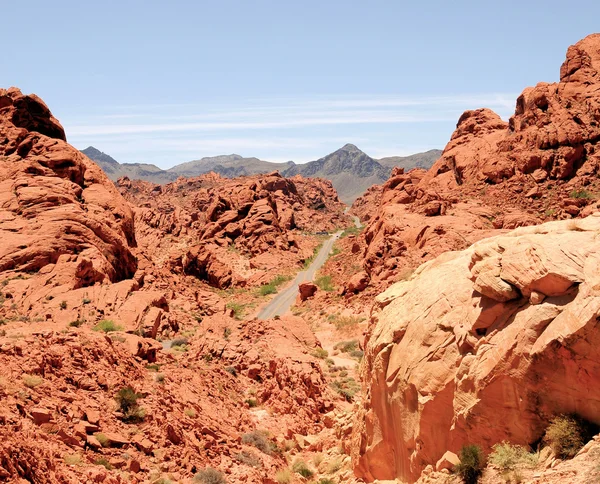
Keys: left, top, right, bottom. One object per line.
{"left": 339, "top": 143, "right": 361, "bottom": 153}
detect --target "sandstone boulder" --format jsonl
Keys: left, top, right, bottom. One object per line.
{"left": 352, "top": 214, "right": 600, "bottom": 482}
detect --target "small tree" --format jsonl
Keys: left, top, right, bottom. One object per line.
{"left": 455, "top": 445, "right": 484, "bottom": 484}
{"left": 543, "top": 415, "right": 586, "bottom": 459}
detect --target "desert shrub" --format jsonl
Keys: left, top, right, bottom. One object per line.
{"left": 170, "top": 337, "right": 188, "bottom": 347}
{"left": 489, "top": 442, "right": 537, "bottom": 470}
{"left": 292, "top": 459, "right": 314, "bottom": 478}
{"left": 226, "top": 302, "right": 245, "bottom": 320}
{"left": 325, "top": 457, "right": 344, "bottom": 474}
{"left": 22, "top": 374, "right": 43, "bottom": 388}
{"left": 115, "top": 386, "right": 145, "bottom": 422}
{"left": 258, "top": 275, "right": 290, "bottom": 296}
{"left": 334, "top": 340, "right": 359, "bottom": 353}
{"left": 311, "top": 347, "right": 329, "bottom": 359}
{"left": 93, "top": 433, "right": 109, "bottom": 447}
{"left": 543, "top": 415, "right": 593, "bottom": 459}
{"left": 146, "top": 364, "right": 160, "bottom": 372}
{"left": 350, "top": 349, "right": 364, "bottom": 360}
{"left": 94, "top": 457, "right": 112, "bottom": 470}
{"left": 193, "top": 468, "right": 226, "bottom": 484}
{"left": 223, "top": 327, "right": 231, "bottom": 339}
{"left": 225, "top": 366, "right": 237, "bottom": 377}
{"left": 93, "top": 319, "right": 122, "bottom": 333}
{"left": 312, "top": 453, "right": 324, "bottom": 468}
{"left": 317, "top": 479, "right": 336, "bottom": 484}
{"left": 259, "top": 283, "right": 277, "bottom": 296}
{"left": 235, "top": 450, "right": 262, "bottom": 468}
{"left": 315, "top": 275, "right": 335, "bottom": 291}
{"left": 454, "top": 445, "right": 484, "bottom": 484}
{"left": 340, "top": 225, "right": 361, "bottom": 238}
{"left": 184, "top": 408, "right": 197, "bottom": 418}
{"left": 242, "top": 430, "right": 273, "bottom": 454}
{"left": 275, "top": 469, "right": 292, "bottom": 484}
{"left": 155, "top": 373, "right": 165, "bottom": 383}
{"left": 82, "top": 297, "right": 92, "bottom": 305}
{"left": 245, "top": 398, "right": 258, "bottom": 408}
{"left": 63, "top": 454, "right": 83, "bottom": 466}
{"left": 570, "top": 188, "right": 594, "bottom": 199}
{"left": 331, "top": 315, "right": 363, "bottom": 331}
{"left": 68, "top": 319, "right": 85, "bottom": 328}
{"left": 59, "top": 300, "right": 67, "bottom": 310}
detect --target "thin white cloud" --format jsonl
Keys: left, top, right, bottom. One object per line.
{"left": 64, "top": 93, "right": 518, "bottom": 166}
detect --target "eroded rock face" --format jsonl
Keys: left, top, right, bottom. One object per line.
{"left": 351, "top": 34, "right": 600, "bottom": 294}
{"left": 352, "top": 214, "right": 600, "bottom": 482}
{"left": 0, "top": 87, "right": 137, "bottom": 289}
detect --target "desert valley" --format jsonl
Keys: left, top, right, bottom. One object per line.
{"left": 3, "top": 27, "right": 600, "bottom": 484}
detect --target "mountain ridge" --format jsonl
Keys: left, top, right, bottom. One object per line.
{"left": 82, "top": 144, "right": 441, "bottom": 203}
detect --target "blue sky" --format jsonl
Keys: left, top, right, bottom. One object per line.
{"left": 2, "top": 1, "right": 599, "bottom": 167}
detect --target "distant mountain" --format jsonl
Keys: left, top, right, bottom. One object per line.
{"left": 281, "top": 144, "right": 441, "bottom": 203}
{"left": 167, "top": 154, "right": 295, "bottom": 178}
{"left": 81, "top": 147, "right": 177, "bottom": 184}
{"left": 377, "top": 149, "right": 443, "bottom": 171}
{"left": 282, "top": 144, "right": 389, "bottom": 203}
{"left": 81, "top": 144, "right": 441, "bottom": 203}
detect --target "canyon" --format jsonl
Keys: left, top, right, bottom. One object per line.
{"left": 1, "top": 32, "right": 600, "bottom": 484}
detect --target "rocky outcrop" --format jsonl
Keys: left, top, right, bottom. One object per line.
{"left": 118, "top": 171, "right": 348, "bottom": 288}
{"left": 351, "top": 34, "right": 600, "bottom": 293}
{"left": 352, "top": 214, "right": 600, "bottom": 482}
{"left": 0, "top": 87, "right": 137, "bottom": 289}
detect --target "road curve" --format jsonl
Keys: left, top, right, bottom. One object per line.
{"left": 257, "top": 214, "right": 362, "bottom": 319}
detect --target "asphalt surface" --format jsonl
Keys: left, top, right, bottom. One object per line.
{"left": 257, "top": 215, "right": 361, "bottom": 319}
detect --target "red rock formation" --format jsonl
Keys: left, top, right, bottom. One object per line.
{"left": 352, "top": 214, "right": 600, "bottom": 482}
{"left": 0, "top": 88, "right": 137, "bottom": 288}
{"left": 118, "top": 171, "right": 348, "bottom": 288}
{"left": 351, "top": 34, "right": 600, "bottom": 294}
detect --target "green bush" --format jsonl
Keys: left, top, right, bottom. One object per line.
{"left": 94, "top": 457, "right": 113, "bottom": 470}
{"left": 454, "top": 445, "right": 484, "bottom": 484}
{"left": 115, "top": 386, "right": 145, "bottom": 422}
{"left": 570, "top": 188, "right": 594, "bottom": 199}
{"left": 311, "top": 347, "right": 329, "bottom": 359}
{"left": 315, "top": 275, "right": 335, "bottom": 291}
{"left": 489, "top": 441, "right": 537, "bottom": 470}
{"left": 226, "top": 302, "right": 245, "bottom": 320}
{"left": 193, "top": 468, "right": 226, "bottom": 484}
{"left": 69, "top": 319, "right": 85, "bottom": 328}
{"left": 543, "top": 415, "right": 590, "bottom": 459}
{"left": 258, "top": 275, "right": 290, "bottom": 296}
{"left": 93, "top": 319, "right": 123, "bottom": 333}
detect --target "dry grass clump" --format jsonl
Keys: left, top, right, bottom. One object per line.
{"left": 489, "top": 442, "right": 538, "bottom": 470}
{"left": 193, "top": 468, "right": 226, "bottom": 484}
{"left": 242, "top": 430, "right": 274, "bottom": 454}
{"left": 22, "top": 374, "right": 43, "bottom": 388}
{"left": 275, "top": 469, "right": 292, "bottom": 484}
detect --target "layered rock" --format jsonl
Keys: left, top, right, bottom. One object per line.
{"left": 352, "top": 214, "right": 600, "bottom": 482}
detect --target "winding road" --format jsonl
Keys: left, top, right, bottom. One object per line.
{"left": 257, "top": 214, "right": 361, "bottom": 319}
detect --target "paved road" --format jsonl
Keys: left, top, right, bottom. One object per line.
{"left": 257, "top": 214, "right": 362, "bottom": 319}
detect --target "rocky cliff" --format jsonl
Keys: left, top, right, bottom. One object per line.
{"left": 353, "top": 214, "right": 600, "bottom": 482}
{"left": 351, "top": 33, "right": 600, "bottom": 483}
